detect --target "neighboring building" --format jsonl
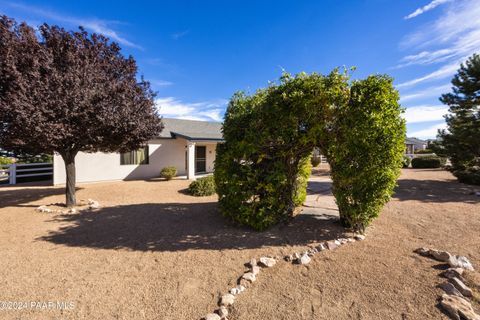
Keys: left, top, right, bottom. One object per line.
{"left": 53, "top": 118, "right": 223, "bottom": 185}
{"left": 405, "top": 137, "right": 427, "bottom": 154}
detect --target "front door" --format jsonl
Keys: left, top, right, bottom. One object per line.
{"left": 195, "top": 146, "right": 206, "bottom": 173}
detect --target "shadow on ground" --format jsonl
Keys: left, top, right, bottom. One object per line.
{"left": 394, "top": 179, "right": 479, "bottom": 203}
{"left": 0, "top": 185, "right": 81, "bottom": 209}
{"left": 38, "top": 202, "right": 345, "bottom": 252}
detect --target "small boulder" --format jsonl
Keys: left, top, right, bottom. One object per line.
{"left": 326, "top": 241, "right": 338, "bottom": 250}
{"left": 354, "top": 234, "right": 366, "bottom": 241}
{"left": 248, "top": 258, "right": 257, "bottom": 267}
{"left": 440, "top": 294, "right": 480, "bottom": 320}
{"left": 219, "top": 293, "right": 235, "bottom": 306}
{"left": 236, "top": 285, "right": 246, "bottom": 293}
{"left": 259, "top": 257, "right": 276, "bottom": 268}
{"left": 450, "top": 277, "right": 473, "bottom": 297}
{"left": 229, "top": 287, "right": 239, "bottom": 295}
{"left": 284, "top": 255, "right": 293, "bottom": 262}
{"left": 414, "top": 247, "right": 430, "bottom": 256}
{"left": 440, "top": 282, "right": 464, "bottom": 297}
{"left": 316, "top": 243, "right": 326, "bottom": 251}
{"left": 204, "top": 313, "right": 221, "bottom": 320}
{"left": 242, "top": 272, "right": 256, "bottom": 283}
{"left": 442, "top": 268, "right": 465, "bottom": 280}
{"left": 449, "top": 255, "right": 474, "bottom": 271}
{"left": 429, "top": 249, "right": 451, "bottom": 262}
{"left": 293, "top": 252, "right": 300, "bottom": 260}
{"left": 218, "top": 306, "right": 228, "bottom": 318}
{"left": 251, "top": 265, "right": 261, "bottom": 276}
{"left": 299, "top": 253, "right": 311, "bottom": 265}
{"left": 36, "top": 205, "right": 53, "bottom": 213}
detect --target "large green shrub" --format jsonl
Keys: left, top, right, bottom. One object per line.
{"left": 160, "top": 166, "right": 177, "bottom": 180}
{"left": 411, "top": 156, "right": 446, "bottom": 168}
{"left": 215, "top": 70, "right": 405, "bottom": 232}
{"left": 188, "top": 175, "right": 216, "bottom": 196}
{"left": 454, "top": 166, "right": 480, "bottom": 185}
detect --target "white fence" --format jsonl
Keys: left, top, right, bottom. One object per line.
{"left": 0, "top": 162, "right": 53, "bottom": 185}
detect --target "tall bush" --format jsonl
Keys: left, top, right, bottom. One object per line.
{"left": 215, "top": 71, "right": 405, "bottom": 233}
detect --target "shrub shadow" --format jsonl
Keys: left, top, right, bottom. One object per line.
{"left": 38, "top": 202, "right": 345, "bottom": 252}
{"left": 394, "top": 179, "right": 479, "bottom": 203}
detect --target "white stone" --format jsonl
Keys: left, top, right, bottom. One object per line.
{"left": 440, "top": 282, "right": 464, "bottom": 297}
{"left": 251, "top": 265, "right": 261, "bottom": 276}
{"left": 219, "top": 293, "right": 235, "bottom": 306}
{"left": 236, "top": 285, "right": 246, "bottom": 293}
{"left": 299, "top": 253, "right": 311, "bottom": 265}
{"left": 326, "top": 240, "right": 338, "bottom": 250}
{"left": 293, "top": 252, "right": 300, "bottom": 260}
{"left": 442, "top": 268, "right": 465, "bottom": 280}
{"left": 36, "top": 205, "right": 53, "bottom": 213}
{"left": 229, "top": 287, "right": 239, "bottom": 295}
{"left": 259, "top": 257, "right": 276, "bottom": 268}
{"left": 218, "top": 306, "right": 228, "bottom": 318}
{"left": 248, "top": 258, "right": 257, "bottom": 267}
{"left": 316, "top": 243, "right": 326, "bottom": 251}
{"left": 204, "top": 313, "right": 221, "bottom": 320}
{"left": 334, "top": 239, "right": 341, "bottom": 246}
{"left": 449, "top": 255, "right": 474, "bottom": 271}
{"left": 242, "top": 272, "right": 256, "bottom": 283}
{"left": 354, "top": 234, "right": 366, "bottom": 241}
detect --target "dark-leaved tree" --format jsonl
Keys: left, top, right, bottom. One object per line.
{"left": 0, "top": 16, "right": 163, "bottom": 206}
{"left": 436, "top": 53, "right": 480, "bottom": 185}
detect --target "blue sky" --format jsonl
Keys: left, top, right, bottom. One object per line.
{"left": 1, "top": 0, "right": 478, "bottom": 139}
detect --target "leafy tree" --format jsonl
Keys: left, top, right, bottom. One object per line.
{"left": 215, "top": 70, "right": 405, "bottom": 232}
{"left": 0, "top": 16, "right": 163, "bottom": 206}
{"left": 437, "top": 54, "right": 480, "bottom": 185}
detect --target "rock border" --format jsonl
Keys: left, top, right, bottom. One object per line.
{"left": 201, "top": 234, "right": 366, "bottom": 320}
{"left": 414, "top": 247, "right": 479, "bottom": 320}
{"left": 36, "top": 199, "right": 100, "bottom": 214}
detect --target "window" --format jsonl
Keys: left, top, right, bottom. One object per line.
{"left": 120, "top": 146, "right": 149, "bottom": 165}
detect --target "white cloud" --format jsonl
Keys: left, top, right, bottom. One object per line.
{"left": 403, "top": 105, "right": 449, "bottom": 123}
{"left": 400, "top": 84, "right": 451, "bottom": 102}
{"left": 404, "top": 0, "right": 452, "bottom": 20}
{"left": 397, "top": 0, "right": 480, "bottom": 87}
{"left": 149, "top": 79, "right": 173, "bottom": 88}
{"left": 409, "top": 122, "right": 447, "bottom": 139}
{"left": 155, "top": 97, "right": 227, "bottom": 122}
{"left": 397, "top": 61, "right": 459, "bottom": 88}
{"left": 171, "top": 30, "right": 189, "bottom": 40}
{"left": 3, "top": 2, "right": 141, "bottom": 49}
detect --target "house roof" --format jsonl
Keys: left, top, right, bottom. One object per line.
{"left": 158, "top": 118, "right": 224, "bottom": 141}
{"left": 405, "top": 137, "right": 427, "bottom": 145}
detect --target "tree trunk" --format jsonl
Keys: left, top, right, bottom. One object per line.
{"left": 61, "top": 152, "right": 77, "bottom": 207}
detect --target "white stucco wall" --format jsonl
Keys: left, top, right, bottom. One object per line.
{"left": 53, "top": 138, "right": 218, "bottom": 185}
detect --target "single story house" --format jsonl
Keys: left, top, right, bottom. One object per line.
{"left": 53, "top": 118, "right": 223, "bottom": 185}
{"left": 405, "top": 137, "right": 427, "bottom": 154}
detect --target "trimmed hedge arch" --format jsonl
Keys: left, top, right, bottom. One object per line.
{"left": 214, "top": 70, "right": 406, "bottom": 232}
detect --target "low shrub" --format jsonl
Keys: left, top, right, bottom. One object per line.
{"left": 414, "top": 148, "right": 433, "bottom": 154}
{"left": 160, "top": 166, "right": 177, "bottom": 180}
{"left": 411, "top": 156, "right": 446, "bottom": 168}
{"left": 188, "top": 175, "right": 216, "bottom": 196}
{"left": 402, "top": 155, "right": 411, "bottom": 168}
{"left": 311, "top": 156, "right": 321, "bottom": 167}
{"left": 454, "top": 167, "right": 480, "bottom": 185}
{"left": 0, "top": 156, "right": 14, "bottom": 165}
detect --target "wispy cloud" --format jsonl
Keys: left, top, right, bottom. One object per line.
{"left": 397, "top": 62, "right": 459, "bottom": 88}
{"left": 397, "top": 0, "right": 480, "bottom": 87}
{"left": 155, "top": 97, "right": 227, "bottom": 122}
{"left": 409, "top": 122, "right": 447, "bottom": 138}
{"left": 149, "top": 79, "right": 173, "bottom": 88}
{"left": 171, "top": 30, "right": 189, "bottom": 40}
{"left": 2, "top": 2, "right": 141, "bottom": 49}
{"left": 400, "top": 84, "right": 451, "bottom": 102}
{"left": 404, "top": 0, "right": 451, "bottom": 20}
{"left": 403, "top": 105, "right": 449, "bottom": 123}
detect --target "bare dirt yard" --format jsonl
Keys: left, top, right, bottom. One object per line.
{"left": 0, "top": 167, "right": 479, "bottom": 320}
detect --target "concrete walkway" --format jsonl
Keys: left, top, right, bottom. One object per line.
{"left": 302, "top": 174, "right": 339, "bottom": 219}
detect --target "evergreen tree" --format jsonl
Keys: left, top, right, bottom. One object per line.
{"left": 438, "top": 54, "right": 480, "bottom": 185}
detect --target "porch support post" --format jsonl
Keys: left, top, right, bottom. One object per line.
{"left": 187, "top": 141, "right": 196, "bottom": 180}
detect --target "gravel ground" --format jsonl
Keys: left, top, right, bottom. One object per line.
{"left": 0, "top": 167, "right": 479, "bottom": 320}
